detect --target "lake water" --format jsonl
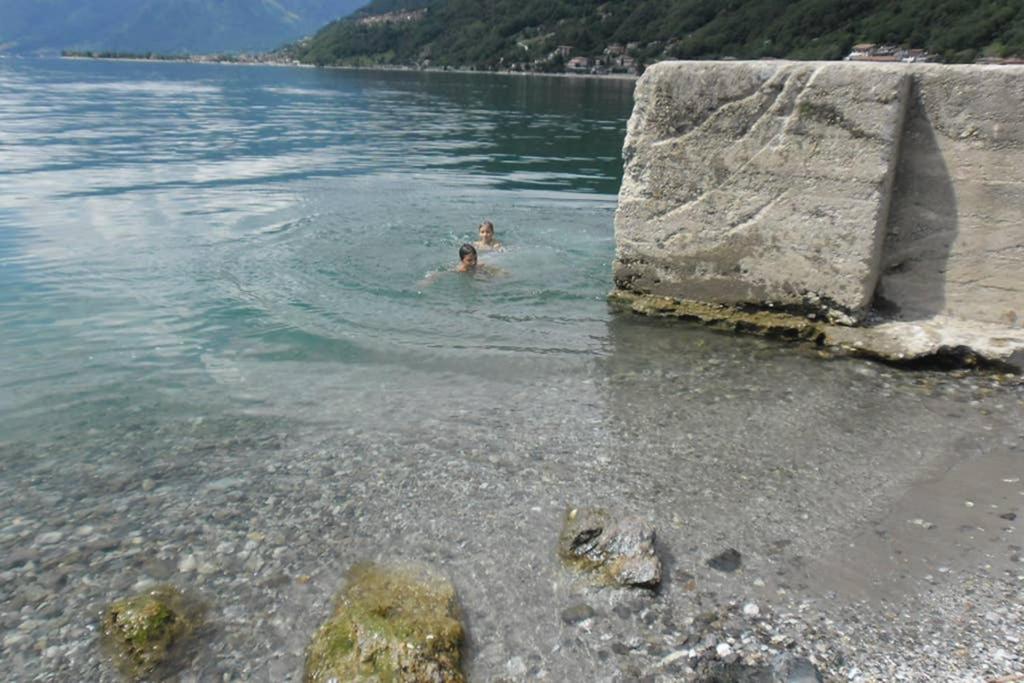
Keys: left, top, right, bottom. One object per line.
{"left": 1, "top": 58, "right": 1021, "bottom": 681}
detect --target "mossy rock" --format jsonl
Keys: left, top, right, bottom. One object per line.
{"left": 101, "top": 585, "right": 201, "bottom": 679}
{"left": 305, "top": 562, "right": 465, "bottom": 683}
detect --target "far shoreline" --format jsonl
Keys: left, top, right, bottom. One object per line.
{"left": 59, "top": 54, "right": 640, "bottom": 82}
{"left": 58, "top": 54, "right": 638, "bottom": 81}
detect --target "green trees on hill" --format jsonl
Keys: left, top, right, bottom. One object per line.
{"left": 293, "top": 0, "right": 1024, "bottom": 68}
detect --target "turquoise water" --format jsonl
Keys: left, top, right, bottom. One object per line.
{"left": 1, "top": 59, "right": 1021, "bottom": 682}
{"left": 0, "top": 58, "right": 633, "bottom": 438}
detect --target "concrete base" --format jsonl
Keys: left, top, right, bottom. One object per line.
{"left": 611, "top": 291, "right": 1024, "bottom": 373}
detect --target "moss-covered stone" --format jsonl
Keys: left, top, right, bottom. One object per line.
{"left": 304, "top": 562, "right": 465, "bottom": 683}
{"left": 101, "top": 585, "right": 200, "bottom": 679}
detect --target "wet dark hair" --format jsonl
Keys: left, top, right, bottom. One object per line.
{"left": 459, "top": 243, "right": 477, "bottom": 260}
{"left": 479, "top": 220, "right": 494, "bottom": 231}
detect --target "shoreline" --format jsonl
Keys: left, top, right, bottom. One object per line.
{"left": 60, "top": 54, "right": 640, "bottom": 81}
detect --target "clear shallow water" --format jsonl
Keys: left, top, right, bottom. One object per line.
{"left": 1, "top": 59, "right": 1022, "bottom": 682}
{"left": 0, "top": 58, "right": 632, "bottom": 436}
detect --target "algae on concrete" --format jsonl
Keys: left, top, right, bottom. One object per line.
{"left": 101, "top": 584, "right": 201, "bottom": 679}
{"left": 610, "top": 290, "right": 1024, "bottom": 373}
{"left": 304, "top": 562, "right": 465, "bottom": 683}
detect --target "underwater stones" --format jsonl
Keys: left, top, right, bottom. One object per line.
{"left": 304, "top": 562, "right": 465, "bottom": 683}
{"left": 695, "top": 652, "right": 823, "bottom": 682}
{"left": 558, "top": 508, "right": 662, "bottom": 588}
{"left": 101, "top": 585, "right": 200, "bottom": 678}
{"left": 773, "top": 654, "right": 825, "bottom": 683}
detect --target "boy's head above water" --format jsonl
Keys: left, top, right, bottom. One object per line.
{"left": 457, "top": 243, "right": 477, "bottom": 271}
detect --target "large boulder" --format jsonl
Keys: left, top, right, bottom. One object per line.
{"left": 304, "top": 562, "right": 465, "bottom": 683}
{"left": 558, "top": 507, "right": 661, "bottom": 588}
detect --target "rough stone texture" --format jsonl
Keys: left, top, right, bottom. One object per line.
{"left": 877, "top": 65, "right": 1024, "bottom": 329}
{"left": 615, "top": 61, "right": 911, "bottom": 323}
{"left": 101, "top": 585, "right": 202, "bottom": 679}
{"left": 615, "top": 61, "right": 1024, "bottom": 368}
{"left": 304, "top": 562, "right": 465, "bottom": 683}
{"left": 558, "top": 507, "right": 661, "bottom": 588}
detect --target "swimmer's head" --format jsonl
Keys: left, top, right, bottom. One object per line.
{"left": 478, "top": 221, "right": 495, "bottom": 243}
{"left": 458, "top": 243, "right": 477, "bottom": 270}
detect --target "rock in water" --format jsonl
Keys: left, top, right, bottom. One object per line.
{"left": 772, "top": 653, "right": 824, "bottom": 683}
{"left": 558, "top": 508, "right": 662, "bottom": 588}
{"left": 101, "top": 585, "right": 201, "bottom": 678}
{"left": 707, "top": 548, "right": 743, "bottom": 573}
{"left": 304, "top": 562, "right": 465, "bottom": 683}
{"left": 560, "top": 603, "right": 597, "bottom": 625}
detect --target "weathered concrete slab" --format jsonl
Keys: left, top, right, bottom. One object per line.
{"left": 614, "top": 61, "right": 1024, "bottom": 370}
{"left": 615, "top": 61, "right": 912, "bottom": 323}
{"left": 877, "top": 65, "right": 1024, "bottom": 329}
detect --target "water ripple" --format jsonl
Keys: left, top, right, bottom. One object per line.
{"left": 0, "top": 58, "right": 635, "bottom": 429}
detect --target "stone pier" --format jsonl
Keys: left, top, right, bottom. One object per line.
{"left": 613, "top": 61, "right": 1024, "bottom": 370}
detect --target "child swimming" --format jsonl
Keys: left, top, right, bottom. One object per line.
{"left": 473, "top": 220, "right": 504, "bottom": 252}
{"left": 418, "top": 243, "right": 503, "bottom": 288}
{"left": 456, "top": 243, "right": 478, "bottom": 272}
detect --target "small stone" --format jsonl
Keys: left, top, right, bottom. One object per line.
{"left": 613, "top": 603, "right": 634, "bottom": 620}
{"left": 178, "top": 555, "right": 197, "bottom": 573}
{"left": 2, "top": 548, "right": 40, "bottom": 570}
{"left": 506, "top": 656, "right": 527, "bottom": 677}
{"left": 773, "top": 653, "right": 824, "bottom": 682}
{"left": 743, "top": 603, "right": 760, "bottom": 618}
{"left": 1000, "top": 512, "right": 1017, "bottom": 521}
{"left": 716, "top": 642, "right": 733, "bottom": 658}
{"left": 707, "top": 548, "right": 742, "bottom": 573}
{"left": 141, "top": 479, "right": 156, "bottom": 492}
{"left": 560, "top": 603, "right": 596, "bottom": 625}
{"left": 3, "top": 632, "right": 28, "bottom": 648}
{"left": 35, "top": 531, "right": 63, "bottom": 546}
{"left": 558, "top": 508, "right": 662, "bottom": 588}
{"left": 659, "top": 650, "right": 689, "bottom": 668}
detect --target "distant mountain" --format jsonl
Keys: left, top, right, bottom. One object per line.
{"left": 0, "top": 0, "right": 369, "bottom": 55}
{"left": 293, "top": 0, "right": 1024, "bottom": 68}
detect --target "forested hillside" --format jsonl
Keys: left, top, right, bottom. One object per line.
{"left": 294, "top": 0, "right": 1024, "bottom": 68}
{"left": 0, "top": 0, "right": 368, "bottom": 55}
